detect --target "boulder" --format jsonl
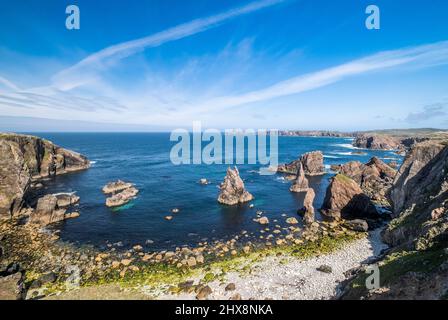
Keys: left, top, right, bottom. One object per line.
{"left": 0, "top": 133, "right": 89, "bottom": 220}
{"left": 321, "top": 174, "right": 378, "bottom": 219}
{"left": 343, "top": 219, "right": 369, "bottom": 232}
{"left": 217, "top": 167, "right": 253, "bottom": 205}
{"left": 0, "top": 272, "right": 26, "bottom": 300}
{"left": 289, "top": 163, "right": 309, "bottom": 193}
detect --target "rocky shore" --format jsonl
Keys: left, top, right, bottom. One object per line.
{"left": 2, "top": 132, "right": 448, "bottom": 300}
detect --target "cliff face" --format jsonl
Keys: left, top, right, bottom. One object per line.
{"left": 341, "top": 140, "right": 448, "bottom": 300}
{"left": 353, "top": 134, "right": 401, "bottom": 150}
{"left": 0, "top": 133, "right": 89, "bottom": 220}
{"left": 385, "top": 141, "right": 448, "bottom": 249}
{"left": 389, "top": 140, "right": 446, "bottom": 215}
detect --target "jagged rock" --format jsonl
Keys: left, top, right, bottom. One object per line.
{"left": 217, "top": 167, "right": 253, "bottom": 205}
{"left": 28, "top": 194, "right": 80, "bottom": 226}
{"left": 353, "top": 134, "right": 401, "bottom": 150}
{"left": 289, "top": 163, "right": 309, "bottom": 193}
{"left": 0, "top": 272, "right": 26, "bottom": 300}
{"left": 343, "top": 219, "right": 369, "bottom": 232}
{"left": 298, "top": 188, "right": 315, "bottom": 226}
{"left": 0, "top": 133, "right": 89, "bottom": 220}
{"left": 341, "top": 140, "right": 448, "bottom": 300}
{"left": 389, "top": 140, "right": 446, "bottom": 214}
{"left": 335, "top": 157, "right": 397, "bottom": 203}
{"left": 321, "top": 174, "right": 378, "bottom": 219}
{"left": 384, "top": 141, "right": 448, "bottom": 249}
{"left": 301, "top": 151, "right": 325, "bottom": 176}
{"left": 102, "top": 180, "right": 133, "bottom": 194}
{"left": 278, "top": 151, "right": 325, "bottom": 176}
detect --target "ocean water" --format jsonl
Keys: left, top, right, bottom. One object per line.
{"left": 29, "top": 133, "right": 402, "bottom": 250}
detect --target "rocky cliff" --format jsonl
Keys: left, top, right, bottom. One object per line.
{"left": 0, "top": 133, "right": 89, "bottom": 220}
{"left": 353, "top": 134, "right": 401, "bottom": 150}
{"left": 340, "top": 140, "right": 448, "bottom": 300}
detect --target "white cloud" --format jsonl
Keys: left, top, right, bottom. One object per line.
{"left": 51, "top": 0, "right": 286, "bottom": 91}
{"left": 179, "top": 40, "right": 448, "bottom": 116}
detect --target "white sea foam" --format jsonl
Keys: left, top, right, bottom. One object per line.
{"left": 323, "top": 155, "right": 340, "bottom": 159}
{"left": 333, "top": 143, "right": 362, "bottom": 150}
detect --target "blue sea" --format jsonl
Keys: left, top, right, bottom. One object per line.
{"left": 30, "top": 133, "right": 402, "bottom": 251}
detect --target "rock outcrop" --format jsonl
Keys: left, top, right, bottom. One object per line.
{"left": 389, "top": 140, "right": 446, "bottom": 215}
{"left": 278, "top": 151, "right": 325, "bottom": 176}
{"left": 289, "top": 163, "right": 309, "bottom": 193}
{"left": 217, "top": 167, "right": 253, "bottom": 205}
{"left": 0, "top": 271, "right": 25, "bottom": 300}
{"left": 353, "top": 134, "right": 400, "bottom": 150}
{"left": 103, "top": 181, "right": 139, "bottom": 208}
{"left": 341, "top": 140, "right": 448, "bottom": 300}
{"left": 102, "top": 180, "right": 133, "bottom": 194}
{"left": 298, "top": 188, "right": 315, "bottom": 226}
{"left": 0, "top": 133, "right": 89, "bottom": 220}
{"left": 28, "top": 193, "right": 80, "bottom": 226}
{"left": 321, "top": 174, "right": 378, "bottom": 219}
{"left": 334, "top": 157, "right": 397, "bottom": 204}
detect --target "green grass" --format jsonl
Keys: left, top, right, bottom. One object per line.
{"left": 346, "top": 247, "right": 448, "bottom": 298}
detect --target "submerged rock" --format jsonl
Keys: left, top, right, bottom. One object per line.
{"left": 289, "top": 163, "right": 309, "bottom": 193}
{"left": 321, "top": 174, "right": 378, "bottom": 220}
{"left": 217, "top": 167, "right": 253, "bottom": 205}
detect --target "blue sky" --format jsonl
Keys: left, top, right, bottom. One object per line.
{"left": 0, "top": 0, "right": 448, "bottom": 131}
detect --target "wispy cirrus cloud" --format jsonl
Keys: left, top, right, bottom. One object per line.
{"left": 182, "top": 40, "right": 448, "bottom": 115}
{"left": 51, "top": 0, "right": 287, "bottom": 91}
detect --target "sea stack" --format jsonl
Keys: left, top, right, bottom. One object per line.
{"left": 218, "top": 167, "right": 253, "bottom": 205}
{"left": 298, "top": 188, "right": 315, "bottom": 226}
{"left": 290, "top": 163, "right": 309, "bottom": 193}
